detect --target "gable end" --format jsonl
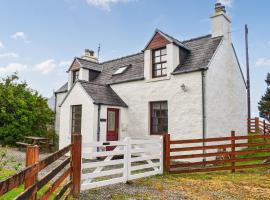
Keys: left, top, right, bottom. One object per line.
{"left": 146, "top": 32, "right": 170, "bottom": 50}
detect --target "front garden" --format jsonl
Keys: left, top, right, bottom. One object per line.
{"left": 82, "top": 168, "right": 270, "bottom": 200}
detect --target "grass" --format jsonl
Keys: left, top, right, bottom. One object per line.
{"left": 85, "top": 169, "right": 270, "bottom": 200}
{"left": 0, "top": 169, "right": 71, "bottom": 200}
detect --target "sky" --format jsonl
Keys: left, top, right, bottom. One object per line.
{"left": 0, "top": 0, "right": 269, "bottom": 117}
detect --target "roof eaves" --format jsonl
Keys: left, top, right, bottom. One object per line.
{"left": 107, "top": 77, "right": 145, "bottom": 85}
{"left": 171, "top": 67, "right": 208, "bottom": 75}
{"left": 66, "top": 57, "right": 81, "bottom": 72}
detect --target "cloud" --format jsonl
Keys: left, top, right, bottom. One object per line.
{"left": 59, "top": 60, "right": 71, "bottom": 67}
{"left": 0, "top": 63, "right": 27, "bottom": 74}
{"left": 35, "top": 59, "right": 57, "bottom": 74}
{"left": 86, "top": 0, "right": 135, "bottom": 11}
{"left": 255, "top": 58, "right": 270, "bottom": 67}
{"left": 0, "top": 41, "right": 4, "bottom": 49}
{"left": 217, "top": 0, "right": 234, "bottom": 7}
{"left": 11, "top": 32, "right": 31, "bottom": 43}
{"left": 0, "top": 53, "right": 19, "bottom": 58}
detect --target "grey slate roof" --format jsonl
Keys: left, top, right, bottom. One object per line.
{"left": 79, "top": 81, "right": 127, "bottom": 107}
{"left": 55, "top": 82, "right": 68, "bottom": 93}
{"left": 173, "top": 35, "right": 223, "bottom": 74}
{"left": 90, "top": 52, "right": 144, "bottom": 85}
{"left": 76, "top": 57, "right": 102, "bottom": 72}
{"left": 56, "top": 32, "right": 223, "bottom": 107}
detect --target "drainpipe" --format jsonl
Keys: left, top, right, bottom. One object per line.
{"left": 97, "top": 104, "right": 101, "bottom": 142}
{"left": 201, "top": 70, "right": 206, "bottom": 160}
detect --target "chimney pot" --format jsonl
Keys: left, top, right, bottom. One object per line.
{"left": 215, "top": 2, "right": 226, "bottom": 13}
{"left": 82, "top": 49, "right": 99, "bottom": 63}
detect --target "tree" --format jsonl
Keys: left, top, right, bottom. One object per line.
{"left": 258, "top": 73, "right": 270, "bottom": 121}
{"left": 0, "top": 74, "right": 54, "bottom": 145}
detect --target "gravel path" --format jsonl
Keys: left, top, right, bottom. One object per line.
{"left": 79, "top": 181, "right": 187, "bottom": 200}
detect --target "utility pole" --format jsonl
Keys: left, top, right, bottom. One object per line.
{"left": 245, "top": 24, "right": 251, "bottom": 121}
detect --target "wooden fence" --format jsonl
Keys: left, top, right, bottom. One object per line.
{"left": 163, "top": 132, "right": 270, "bottom": 173}
{"left": 248, "top": 117, "right": 270, "bottom": 134}
{"left": 0, "top": 134, "right": 82, "bottom": 200}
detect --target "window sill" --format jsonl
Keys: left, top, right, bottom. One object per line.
{"left": 146, "top": 75, "right": 171, "bottom": 83}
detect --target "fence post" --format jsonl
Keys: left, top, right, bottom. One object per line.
{"left": 231, "top": 131, "right": 236, "bottom": 173}
{"left": 163, "top": 133, "right": 170, "bottom": 172}
{"left": 255, "top": 117, "right": 260, "bottom": 133}
{"left": 123, "top": 137, "right": 130, "bottom": 183}
{"left": 71, "top": 134, "right": 82, "bottom": 198}
{"left": 25, "top": 145, "right": 39, "bottom": 200}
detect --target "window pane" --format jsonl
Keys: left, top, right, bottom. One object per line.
{"left": 71, "top": 105, "right": 82, "bottom": 134}
{"left": 108, "top": 111, "right": 115, "bottom": 131}
{"left": 161, "top": 55, "right": 167, "bottom": 62}
{"left": 155, "top": 64, "right": 161, "bottom": 70}
{"left": 154, "top": 57, "right": 160, "bottom": 63}
{"left": 161, "top": 48, "right": 167, "bottom": 55}
{"left": 150, "top": 101, "right": 168, "bottom": 134}
{"left": 154, "top": 50, "right": 160, "bottom": 56}
{"left": 152, "top": 103, "right": 160, "bottom": 109}
{"left": 162, "top": 68, "right": 167, "bottom": 76}
{"left": 152, "top": 125, "right": 158, "bottom": 133}
{"left": 156, "top": 70, "right": 161, "bottom": 76}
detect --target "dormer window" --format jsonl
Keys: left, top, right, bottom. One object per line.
{"left": 152, "top": 47, "right": 167, "bottom": 78}
{"left": 72, "top": 70, "right": 79, "bottom": 83}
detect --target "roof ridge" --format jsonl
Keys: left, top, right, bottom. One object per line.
{"left": 76, "top": 57, "right": 100, "bottom": 65}
{"left": 181, "top": 34, "right": 212, "bottom": 43}
{"left": 100, "top": 52, "right": 143, "bottom": 64}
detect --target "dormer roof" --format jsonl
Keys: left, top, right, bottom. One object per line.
{"left": 67, "top": 57, "right": 102, "bottom": 72}
{"left": 144, "top": 29, "right": 190, "bottom": 51}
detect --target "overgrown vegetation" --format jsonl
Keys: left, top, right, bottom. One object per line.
{"left": 0, "top": 74, "right": 54, "bottom": 146}
{"left": 258, "top": 73, "right": 270, "bottom": 121}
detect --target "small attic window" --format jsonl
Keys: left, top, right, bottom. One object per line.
{"left": 113, "top": 65, "right": 130, "bottom": 75}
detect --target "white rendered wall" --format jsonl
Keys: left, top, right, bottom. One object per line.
{"left": 111, "top": 72, "right": 203, "bottom": 141}
{"left": 205, "top": 38, "right": 247, "bottom": 138}
{"left": 80, "top": 68, "right": 89, "bottom": 82}
{"left": 55, "top": 92, "right": 67, "bottom": 135}
{"left": 59, "top": 83, "right": 95, "bottom": 149}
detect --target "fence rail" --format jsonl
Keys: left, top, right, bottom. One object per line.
{"left": 81, "top": 137, "right": 163, "bottom": 190}
{"left": 0, "top": 134, "right": 82, "bottom": 200}
{"left": 248, "top": 117, "right": 270, "bottom": 134}
{"left": 164, "top": 132, "right": 270, "bottom": 174}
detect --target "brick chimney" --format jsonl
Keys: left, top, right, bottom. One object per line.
{"left": 81, "top": 49, "right": 99, "bottom": 63}
{"left": 210, "top": 3, "right": 231, "bottom": 41}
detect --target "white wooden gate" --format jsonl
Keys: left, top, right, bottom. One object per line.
{"left": 81, "top": 137, "right": 163, "bottom": 190}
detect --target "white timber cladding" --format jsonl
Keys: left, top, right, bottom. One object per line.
{"left": 111, "top": 71, "right": 203, "bottom": 140}
{"left": 205, "top": 37, "right": 247, "bottom": 138}
{"left": 59, "top": 83, "right": 95, "bottom": 149}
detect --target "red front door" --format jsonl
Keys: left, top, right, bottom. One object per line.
{"left": 106, "top": 108, "right": 119, "bottom": 151}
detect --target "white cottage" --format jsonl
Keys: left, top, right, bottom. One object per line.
{"left": 55, "top": 3, "right": 247, "bottom": 149}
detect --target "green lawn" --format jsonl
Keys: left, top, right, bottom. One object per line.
{"left": 0, "top": 169, "right": 69, "bottom": 200}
